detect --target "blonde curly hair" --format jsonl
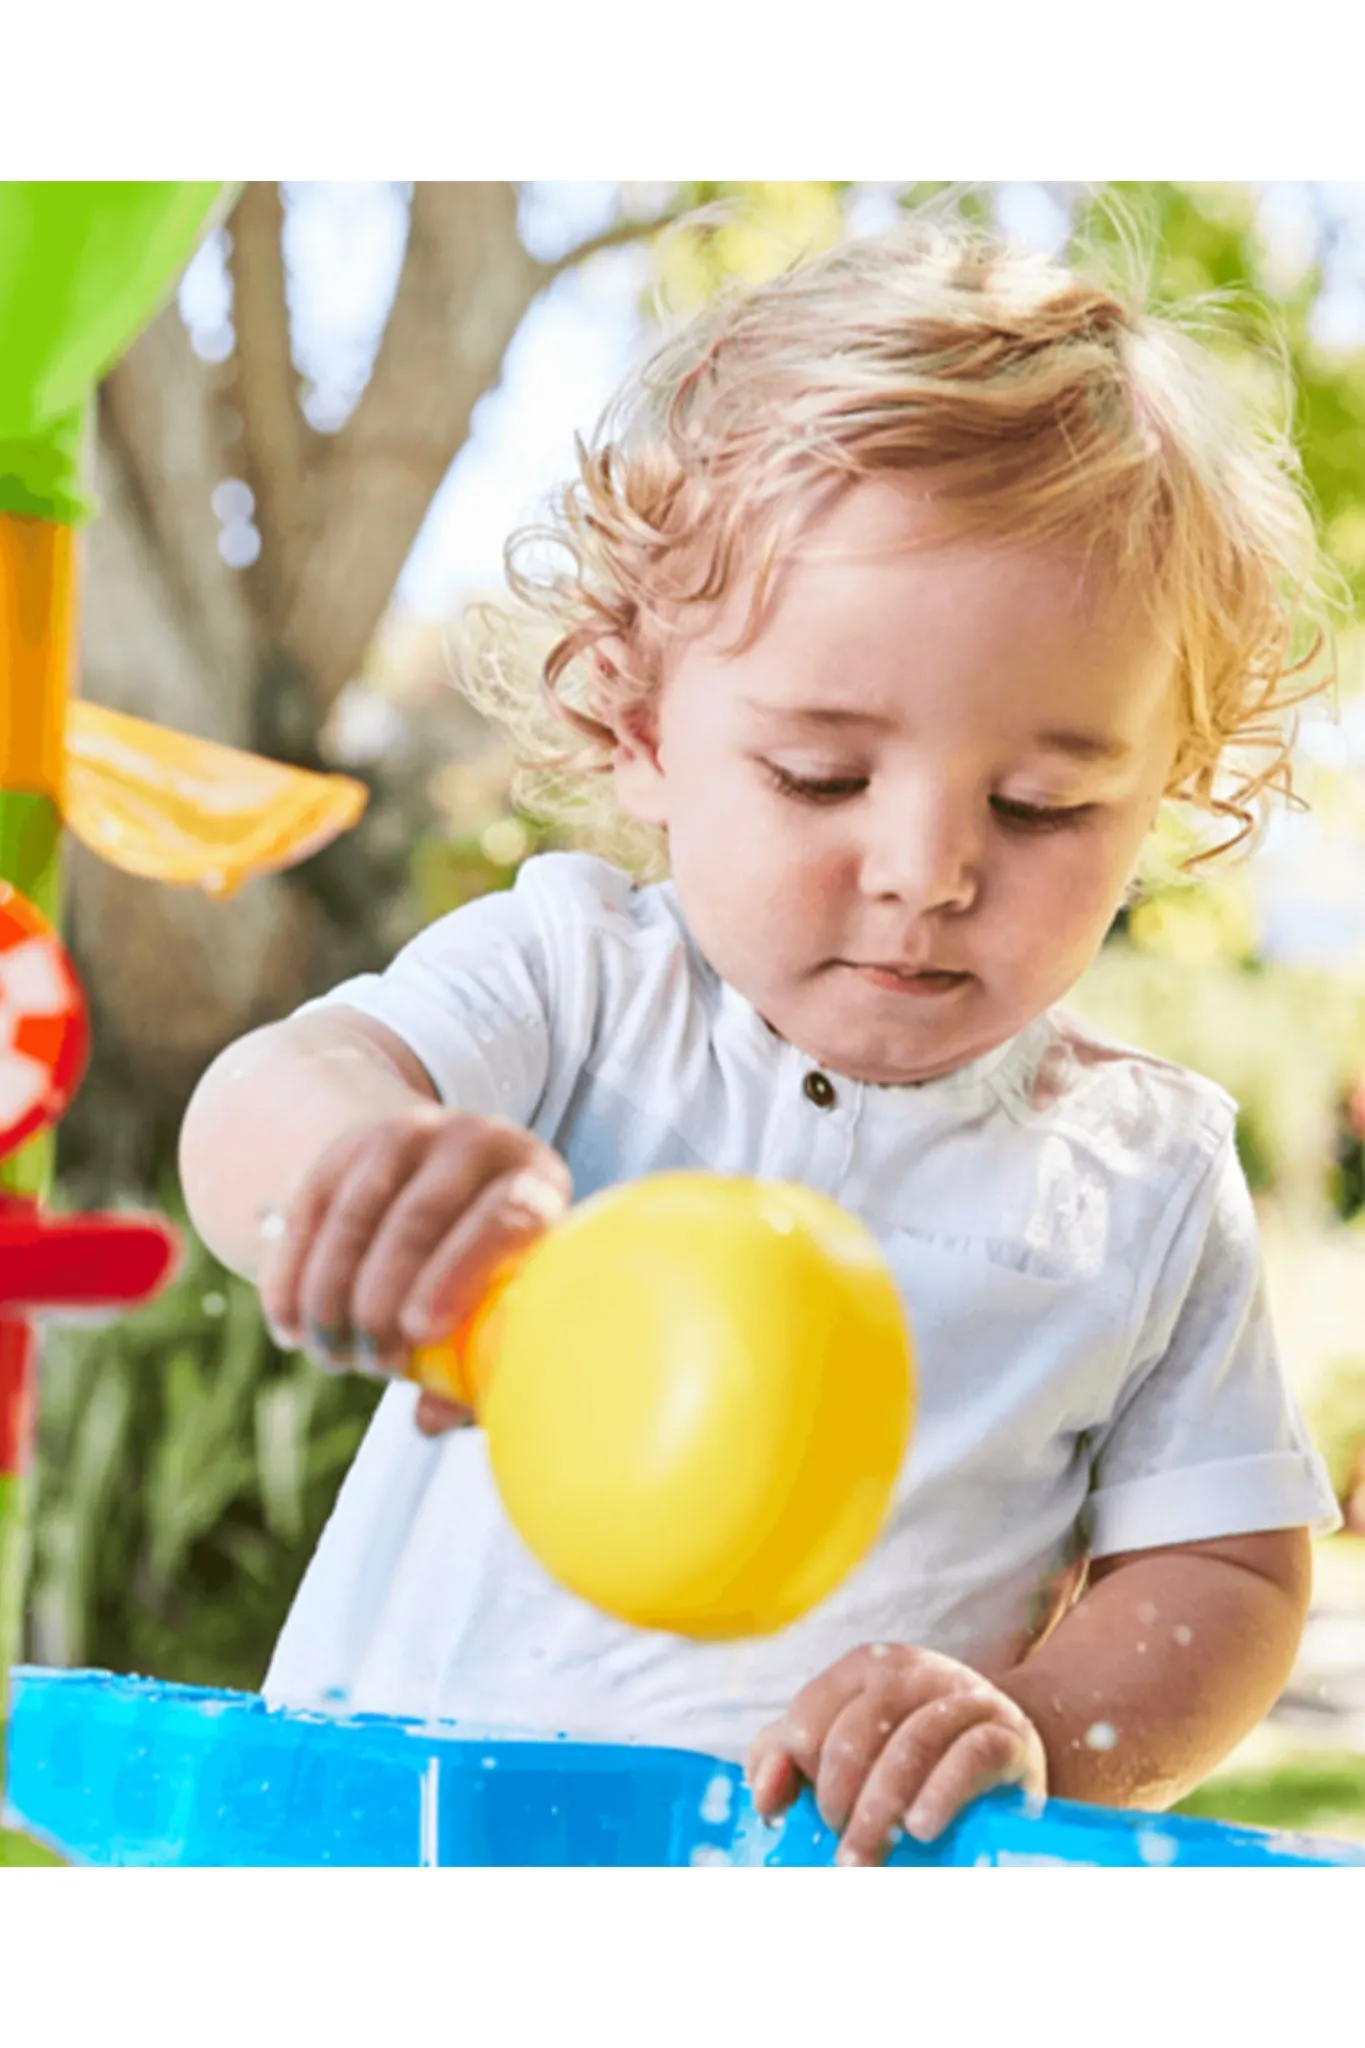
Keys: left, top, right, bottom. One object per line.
{"left": 457, "top": 211, "right": 1334, "bottom": 875}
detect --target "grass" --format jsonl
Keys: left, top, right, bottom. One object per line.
{"left": 1176, "top": 1752, "right": 1365, "bottom": 1844}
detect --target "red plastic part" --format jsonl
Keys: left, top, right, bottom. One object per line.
{"left": 0, "top": 1316, "right": 36, "bottom": 1477}
{"left": 0, "top": 1199, "right": 179, "bottom": 1312}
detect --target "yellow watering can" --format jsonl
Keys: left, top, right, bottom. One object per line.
{"left": 410, "top": 1173, "right": 915, "bottom": 1640}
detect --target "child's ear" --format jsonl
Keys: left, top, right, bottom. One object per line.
{"left": 609, "top": 698, "right": 669, "bottom": 828}
{"left": 596, "top": 644, "right": 669, "bottom": 828}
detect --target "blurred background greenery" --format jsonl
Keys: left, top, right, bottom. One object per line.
{"left": 31, "top": 182, "right": 1365, "bottom": 1841}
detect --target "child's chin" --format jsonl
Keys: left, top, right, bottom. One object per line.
{"left": 823, "top": 1006, "right": 1012, "bottom": 1088}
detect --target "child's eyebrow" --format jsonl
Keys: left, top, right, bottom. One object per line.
{"left": 1031, "top": 729, "right": 1134, "bottom": 763}
{"left": 741, "top": 700, "right": 1134, "bottom": 762}
{"left": 740, "top": 698, "right": 895, "bottom": 730}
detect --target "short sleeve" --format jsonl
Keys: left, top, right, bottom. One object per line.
{"left": 296, "top": 863, "right": 565, "bottom": 1127}
{"left": 1084, "top": 1131, "right": 1341, "bottom": 1556}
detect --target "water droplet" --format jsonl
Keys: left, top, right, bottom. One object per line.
{"left": 698, "top": 1774, "right": 733, "bottom": 1825}
{"left": 480, "top": 1755, "right": 497, "bottom": 1770}
{"left": 868, "top": 1643, "right": 890, "bottom": 1660}
{"left": 201, "top": 1291, "right": 227, "bottom": 1318}
{"left": 257, "top": 1206, "right": 287, "bottom": 1242}
{"left": 1137, "top": 1602, "right": 1158, "bottom": 1626}
{"left": 1173, "top": 1625, "right": 1193, "bottom": 1647}
{"left": 1084, "top": 1721, "right": 1118, "bottom": 1752}
{"left": 689, "top": 1845, "right": 732, "bottom": 1867}
{"left": 1136, "top": 1641, "right": 1147, "bottom": 1654}
{"left": 1136, "top": 1827, "right": 1179, "bottom": 1866}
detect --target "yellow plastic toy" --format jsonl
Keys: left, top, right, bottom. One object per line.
{"left": 410, "top": 1173, "right": 915, "bottom": 1639}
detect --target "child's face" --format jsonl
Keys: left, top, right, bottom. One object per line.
{"left": 612, "top": 479, "right": 1179, "bottom": 1085}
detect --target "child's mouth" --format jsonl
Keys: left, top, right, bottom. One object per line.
{"left": 844, "top": 962, "right": 972, "bottom": 997}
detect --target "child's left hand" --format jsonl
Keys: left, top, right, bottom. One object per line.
{"left": 745, "top": 1643, "right": 1047, "bottom": 1865}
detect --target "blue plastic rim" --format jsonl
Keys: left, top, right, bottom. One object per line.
{"left": 5, "top": 1667, "right": 1365, "bottom": 1867}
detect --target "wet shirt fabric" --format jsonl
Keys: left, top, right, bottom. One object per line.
{"left": 264, "top": 853, "right": 1339, "bottom": 1762}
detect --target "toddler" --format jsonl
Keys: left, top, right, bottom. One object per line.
{"left": 181, "top": 217, "right": 1341, "bottom": 1864}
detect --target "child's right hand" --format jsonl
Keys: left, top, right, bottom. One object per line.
{"left": 259, "top": 1107, "right": 571, "bottom": 1436}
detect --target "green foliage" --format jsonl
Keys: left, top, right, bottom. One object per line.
{"left": 1306, "top": 1355, "right": 1365, "bottom": 1503}
{"left": 411, "top": 813, "right": 555, "bottom": 922}
{"left": 1175, "top": 1750, "right": 1365, "bottom": 1842}
{"left": 1072, "top": 939, "right": 1365, "bottom": 1215}
{"left": 0, "top": 1822, "right": 65, "bottom": 1866}
{"left": 646, "top": 182, "right": 853, "bottom": 310}
{"left": 1075, "top": 181, "right": 1365, "bottom": 614}
{"left": 27, "top": 1198, "right": 380, "bottom": 1693}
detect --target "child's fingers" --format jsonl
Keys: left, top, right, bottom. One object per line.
{"left": 754, "top": 1649, "right": 897, "bottom": 1791}
{"left": 835, "top": 1692, "right": 1008, "bottom": 1865}
{"left": 260, "top": 1123, "right": 376, "bottom": 1341}
{"left": 900, "top": 1718, "right": 1040, "bottom": 1848}
{"left": 809, "top": 1684, "right": 933, "bottom": 1837}
{"left": 414, "top": 1390, "right": 475, "bottom": 1435}
{"left": 293, "top": 1112, "right": 448, "bottom": 1348}
{"left": 745, "top": 1746, "right": 801, "bottom": 1821}
{"left": 396, "top": 1162, "right": 571, "bottom": 1347}
{"left": 352, "top": 1131, "right": 565, "bottom": 1352}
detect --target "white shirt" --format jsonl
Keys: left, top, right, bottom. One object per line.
{"left": 264, "top": 852, "right": 1339, "bottom": 1762}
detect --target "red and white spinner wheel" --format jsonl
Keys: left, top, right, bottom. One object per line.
{"left": 0, "top": 883, "right": 89, "bottom": 1159}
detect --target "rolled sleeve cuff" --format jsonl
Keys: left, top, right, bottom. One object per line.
{"left": 297, "top": 982, "right": 500, "bottom": 1114}
{"left": 1086, "top": 1450, "right": 1343, "bottom": 1558}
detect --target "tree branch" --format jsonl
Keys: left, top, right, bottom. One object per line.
{"left": 279, "top": 182, "right": 545, "bottom": 710}
{"left": 222, "top": 182, "right": 315, "bottom": 632}
{"left": 275, "top": 185, "right": 683, "bottom": 711}
{"left": 536, "top": 204, "right": 681, "bottom": 283}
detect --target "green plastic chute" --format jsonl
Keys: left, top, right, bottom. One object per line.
{"left": 0, "top": 182, "right": 230, "bottom": 521}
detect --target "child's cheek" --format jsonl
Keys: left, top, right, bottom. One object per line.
{"left": 1045, "top": 830, "right": 1136, "bottom": 946}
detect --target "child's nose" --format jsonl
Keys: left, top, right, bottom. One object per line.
{"left": 859, "top": 796, "right": 980, "bottom": 914}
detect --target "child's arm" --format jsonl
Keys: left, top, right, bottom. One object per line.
{"left": 180, "top": 1009, "right": 443, "bottom": 1282}
{"left": 746, "top": 1525, "right": 1308, "bottom": 1864}
{"left": 180, "top": 1008, "right": 570, "bottom": 1428}
{"left": 995, "top": 1525, "right": 1310, "bottom": 1804}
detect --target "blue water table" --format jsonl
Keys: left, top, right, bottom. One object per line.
{"left": 6, "top": 1667, "right": 1363, "bottom": 1867}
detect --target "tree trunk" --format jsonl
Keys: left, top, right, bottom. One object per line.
{"left": 57, "top": 183, "right": 557, "bottom": 1199}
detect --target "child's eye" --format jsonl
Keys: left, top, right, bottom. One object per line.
{"left": 764, "top": 762, "right": 869, "bottom": 804}
{"left": 991, "top": 796, "right": 1095, "bottom": 833}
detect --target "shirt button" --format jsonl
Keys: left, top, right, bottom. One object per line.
{"left": 802, "top": 1070, "right": 837, "bottom": 1110}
